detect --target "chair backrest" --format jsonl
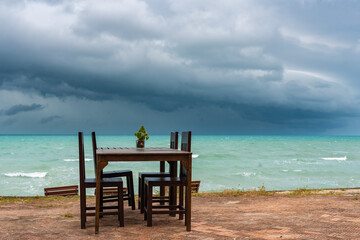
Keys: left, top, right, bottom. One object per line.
{"left": 170, "top": 132, "right": 179, "bottom": 149}
{"left": 181, "top": 131, "right": 191, "bottom": 152}
{"left": 160, "top": 132, "right": 179, "bottom": 172}
{"left": 78, "top": 132, "right": 86, "bottom": 186}
{"left": 91, "top": 132, "right": 98, "bottom": 177}
{"left": 180, "top": 131, "right": 191, "bottom": 179}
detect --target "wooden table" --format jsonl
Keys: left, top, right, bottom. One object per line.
{"left": 95, "top": 147, "right": 192, "bottom": 234}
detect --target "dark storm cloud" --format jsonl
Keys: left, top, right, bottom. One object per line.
{"left": 0, "top": 0, "right": 359, "bottom": 134}
{"left": 1, "top": 104, "right": 44, "bottom": 116}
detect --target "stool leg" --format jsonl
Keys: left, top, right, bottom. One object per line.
{"left": 118, "top": 184, "right": 124, "bottom": 227}
{"left": 147, "top": 184, "right": 153, "bottom": 227}
{"left": 179, "top": 185, "right": 184, "bottom": 220}
{"left": 128, "top": 173, "right": 136, "bottom": 210}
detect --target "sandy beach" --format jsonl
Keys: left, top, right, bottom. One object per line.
{"left": 1, "top": 189, "right": 360, "bottom": 240}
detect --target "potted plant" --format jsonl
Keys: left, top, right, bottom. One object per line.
{"left": 134, "top": 125, "right": 149, "bottom": 148}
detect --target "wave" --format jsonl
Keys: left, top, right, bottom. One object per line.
{"left": 322, "top": 156, "right": 347, "bottom": 161}
{"left": 4, "top": 172, "right": 47, "bottom": 178}
{"left": 192, "top": 154, "right": 199, "bottom": 158}
{"left": 236, "top": 172, "right": 256, "bottom": 177}
{"left": 64, "top": 158, "right": 92, "bottom": 162}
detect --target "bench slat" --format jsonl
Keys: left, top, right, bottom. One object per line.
{"left": 44, "top": 185, "right": 79, "bottom": 196}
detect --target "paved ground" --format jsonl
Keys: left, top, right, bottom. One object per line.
{"left": 1, "top": 191, "right": 360, "bottom": 239}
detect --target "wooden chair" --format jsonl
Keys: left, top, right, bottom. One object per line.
{"left": 92, "top": 132, "right": 136, "bottom": 210}
{"left": 143, "top": 131, "right": 191, "bottom": 228}
{"left": 79, "top": 132, "right": 124, "bottom": 229}
{"left": 138, "top": 132, "right": 178, "bottom": 213}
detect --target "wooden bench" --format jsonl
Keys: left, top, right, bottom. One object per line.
{"left": 44, "top": 185, "right": 78, "bottom": 196}
{"left": 191, "top": 181, "right": 200, "bottom": 193}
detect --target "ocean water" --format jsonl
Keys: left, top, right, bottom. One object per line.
{"left": 1, "top": 135, "right": 360, "bottom": 196}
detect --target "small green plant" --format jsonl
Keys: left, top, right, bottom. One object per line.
{"left": 62, "top": 213, "right": 74, "bottom": 218}
{"left": 134, "top": 125, "right": 150, "bottom": 141}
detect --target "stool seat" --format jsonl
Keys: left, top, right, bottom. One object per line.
{"left": 145, "top": 177, "right": 186, "bottom": 185}
{"left": 103, "top": 170, "right": 133, "bottom": 178}
{"left": 139, "top": 172, "right": 170, "bottom": 176}
{"left": 84, "top": 177, "right": 123, "bottom": 187}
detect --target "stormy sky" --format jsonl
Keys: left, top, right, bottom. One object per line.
{"left": 0, "top": 0, "right": 360, "bottom": 135}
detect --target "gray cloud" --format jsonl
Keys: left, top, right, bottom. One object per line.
{"left": 1, "top": 104, "right": 44, "bottom": 116}
{"left": 0, "top": 0, "right": 359, "bottom": 134}
{"left": 40, "top": 115, "right": 62, "bottom": 124}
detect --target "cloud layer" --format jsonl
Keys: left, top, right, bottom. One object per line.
{"left": 0, "top": 0, "right": 359, "bottom": 134}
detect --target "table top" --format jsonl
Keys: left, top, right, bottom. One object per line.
{"left": 96, "top": 147, "right": 192, "bottom": 156}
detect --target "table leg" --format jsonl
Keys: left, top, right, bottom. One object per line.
{"left": 95, "top": 157, "right": 108, "bottom": 234}
{"left": 186, "top": 156, "right": 192, "bottom": 231}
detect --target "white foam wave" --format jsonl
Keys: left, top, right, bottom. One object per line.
{"left": 293, "top": 170, "right": 302, "bottom": 172}
{"left": 64, "top": 158, "right": 92, "bottom": 162}
{"left": 282, "top": 170, "right": 289, "bottom": 172}
{"left": 192, "top": 154, "right": 199, "bottom": 158}
{"left": 322, "top": 156, "right": 347, "bottom": 161}
{"left": 236, "top": 172, "right": 256, "bottom": 177}
{"left": 5, "top": 172, "right": 47, "bottom": 178}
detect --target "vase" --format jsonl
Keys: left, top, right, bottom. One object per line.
{"left": 136, "top": 140, "right": 145, "bottom": 149}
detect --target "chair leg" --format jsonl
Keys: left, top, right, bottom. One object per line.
{"left": 147, "top": 184, "right": 153, "bottom": 227}
{"left": 100, "top": 186, "right": 104, "bottom": 218}
{"left": 138, "top": 175, "right": 141, "bottom": 210}
{"left": 128, "top": 173, "right": 136, "bottom": 210}
{"left": 118, "top": 184, "right": 124, "bottom": 227}
{"left": 141, "top": 176, "right": 145, "bottom": 213}
{"left": 80, "top": 187, "right": 86, "bottom": 229}
{"left": 184, "top": 185, "right": 188, "bottom": 226}
{"left": 144, "top": 183, "right": 147, "bottom": 221}
{"left": 179, "top": 185, "right": 184, "bottom": 220}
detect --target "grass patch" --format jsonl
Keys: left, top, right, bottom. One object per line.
{"left": 193, "top": 185, "right": 275, "bottom": 197}
{"left": 285, "top": 187, "right": 344, "bottom": 197}
{"left": 0, "top": 195, "right": 79, "bottom": 205}
{"left": 61, "top": 213, "right": 74, "bottom": 218}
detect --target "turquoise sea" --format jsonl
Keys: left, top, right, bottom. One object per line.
{"left": 1, "top": 135, "right": 360, "bottom": 196}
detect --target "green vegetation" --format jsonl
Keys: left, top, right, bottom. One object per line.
{"left": 62, "top": 213, "right": 74, "bottom": 218}
{"left": 192, "top": 185, "right": 275, "bottom": 197}
{"left": 0, "top": 195, "right": 79, "bottom": 205}
{"left": 134, "top": 125, "right": 150, "bottom": 141}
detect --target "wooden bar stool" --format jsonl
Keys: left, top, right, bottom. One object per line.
{"left": 143, "top": 131, "right": 191, "bottom": 228}
{"left": 92, "top": 132, "right": 136, "bottom": 210}
{"left": 138, "top": 132, "right": 178, "bottom": 213}
{"left": 78, "top": 132, "right": 124, "bottom": 229}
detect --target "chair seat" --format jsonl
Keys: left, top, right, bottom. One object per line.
{"left": 144, "top": 177, "right": 186, "bottom": 185}
{"left": 85, "top": 177, "right": 123, "bottom": 188}
{"left": 103, "top": 170, "right": 132, "bottom": 178}
{"left": 139, "top": 172, "right": 170, "bottom": 177}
